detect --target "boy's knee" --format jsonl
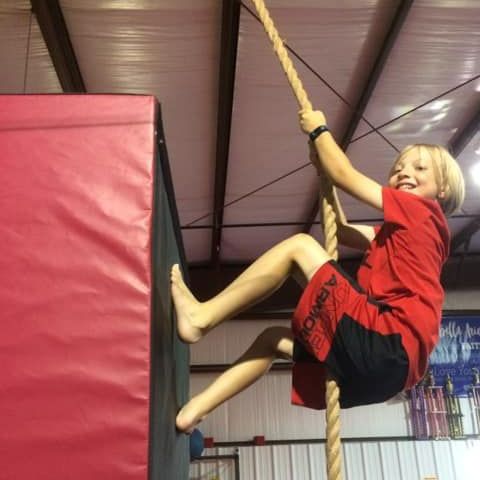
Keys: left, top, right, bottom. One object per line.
{"left": 291, "top": 232, "right": 314, "bottom": 246}
{"left": 291, "top": 233, "right": 324, "bottom": 253}
{"left": 288, "top": 233, "right": 329, "bottom": 279}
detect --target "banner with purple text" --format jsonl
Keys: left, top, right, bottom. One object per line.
{"left": 428, "top": 314, "right": 480, "bottom": 395}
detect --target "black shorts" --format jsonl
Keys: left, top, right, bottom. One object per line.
{"left": 291, "top": 261, "right": 409, "bottom": 409}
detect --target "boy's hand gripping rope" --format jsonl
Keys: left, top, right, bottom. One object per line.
{"left": 249, "top": 1, "right": 342, "bottom": 479}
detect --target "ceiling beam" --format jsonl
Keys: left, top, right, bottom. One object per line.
{"left": 181, "top": 212, "right": 477, "bottom": 230}
{"left": 450, "top": 217, "right": 480, "bottom": 253}
{"left": 449, "top": 107, "right": 480, "bottom": 252}
{"left": 449, "top": 108, "right": 480, "bottom": 157}
{"left": 302, "top": 0, "right": 414, "bottom": 233}
{"left": 30, "top": 0, "right": 85, "bottom": 92}
{"left": 191, "top": 362, "right": 292, "bottom": 374}
{"left": 210, "top": 0, "right": 241, "bottom": 268}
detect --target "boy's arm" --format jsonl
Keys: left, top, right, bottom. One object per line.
{"left": 330, "top": 188, "right": 376, "bottom": 250}
{"left": 300, "top": 110, "right": 384, "bottom": 212}
{"left": 309, "top": 143, "right": 375, "bottom": 250}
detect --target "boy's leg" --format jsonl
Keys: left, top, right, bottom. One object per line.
{"left": 176, "top": 326, "right": 293, "bottom": 433}
{"left": 172, "top": 233, "right": 330, "bottom": 343}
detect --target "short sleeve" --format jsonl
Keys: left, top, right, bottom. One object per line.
{"left": 382, "top": 187, "right": 438, "bottom": 229}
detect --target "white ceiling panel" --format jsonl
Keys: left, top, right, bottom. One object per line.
{"left": 223, "top": 164, "right": 316, "bottom": 224}
{"left": 220, "top": 225, "right": 299, "bottom": 262}
{"left": 181, "top": 228, "right": 211, "bottom": 264}
{"left": 355, "top": 0, "right": 480, "bottom": 128}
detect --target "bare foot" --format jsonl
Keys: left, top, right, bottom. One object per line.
{"left": 171, "top": 264, "right": 205, "bottom": 343}
{"left": 176, "top": 398, "right": 206, "bottom": 434}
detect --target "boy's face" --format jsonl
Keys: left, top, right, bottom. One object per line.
{"left": 388, "top": 147, "right": 444, "bottom": 202}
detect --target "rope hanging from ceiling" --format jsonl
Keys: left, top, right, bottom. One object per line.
{"left": 249, "top": 0, "right": 342, "bottom": 478}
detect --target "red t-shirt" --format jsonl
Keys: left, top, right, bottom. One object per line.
{"left": 356, "top": 187, "right": 450, "bottom": 388}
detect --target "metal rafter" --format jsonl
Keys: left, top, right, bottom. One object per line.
{"left": 451, "top": 218, "right": 480, "bottom": 253}
{"left": 191, "top": 362, "right": 292, "bottom": 373}
{"left": 302, "top": 0, "right": 414, "bottom": 233}
{"left": 210, "top": 0, "right": 241, "bottom": 267}
{"left": 180, "top": 214, "right": 480, "bottom": 230}
{"left": 449, "top": 108, "right": 480, "bottom": 157}
{"left": 30, "top": 0, "right": 85, "bottom": 92}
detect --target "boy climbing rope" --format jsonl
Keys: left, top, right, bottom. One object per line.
{"left": 172, "top": 108, "right": 465, "bottom": 433}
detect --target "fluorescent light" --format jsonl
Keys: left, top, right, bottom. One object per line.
{"left": 472, "top": 161, "right": 480, "bottom": 187}
{"left": 432, "top": 112, "right": 447, "bottom": 122}
{"left": 430, "top": 100, "right": 450, "bottom": 111}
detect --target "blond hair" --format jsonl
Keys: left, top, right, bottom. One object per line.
{"left": 393, "top": 144, "right": 465, "bottom": 216}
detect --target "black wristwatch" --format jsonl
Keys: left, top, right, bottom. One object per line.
{"left": 309, "top": 125, "right": 329, "bottom": 142}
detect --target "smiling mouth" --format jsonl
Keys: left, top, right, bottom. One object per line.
{"left": 396, "top": 183, "right": 416, "bottom": 190}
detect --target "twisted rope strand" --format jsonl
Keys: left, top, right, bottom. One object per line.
{"left": 249, "top": 2, "right": 342, "bottom": 479}
{"left": 250, "top": 0, "right": 311, "bottom": 111}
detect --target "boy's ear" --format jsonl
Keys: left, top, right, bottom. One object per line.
{"left": 437, "top": 190, "right": 446, "bottom": 199}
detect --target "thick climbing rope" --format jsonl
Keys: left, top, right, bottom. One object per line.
{"left": 249, "top": 1, "right": 342, "bottom": 479}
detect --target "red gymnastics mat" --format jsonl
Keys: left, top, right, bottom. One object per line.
{"left": 0, "top": 95, "right": 189, "bottom": 480}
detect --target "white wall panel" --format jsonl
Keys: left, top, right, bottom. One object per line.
{"left": 378, "top": 442, "right": 402, "bottom": 479}
{"left": 270, "top": 445, "right": 289, "bottom": 480}
{"left": 256, "top": 446, "right": 275, "bottom": 479}
{"left": 397, "top": 442, "right": 421, "bottom": 479}
{"left": 290, "top": 444, "right": 310, "bottom": 480}
{"left": 362, "top": 443, "right": 383, "bottom": 480}
{"left": 432, "top": 442, "right": 457, "bottom": 479}
{"left": 190, "top": 369, "right": 412, "bottom": 441}
{"left": 343, "top": 443, "right": 364, "bottom": 480}
{"left": 307, "top": 444, "right": 327, "bottom": 480}
{"left": 190, "top": 440, "right": 480, "bottom": 479}
{"left": 414, "top": 442, "right": 437, "bottom": 478}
